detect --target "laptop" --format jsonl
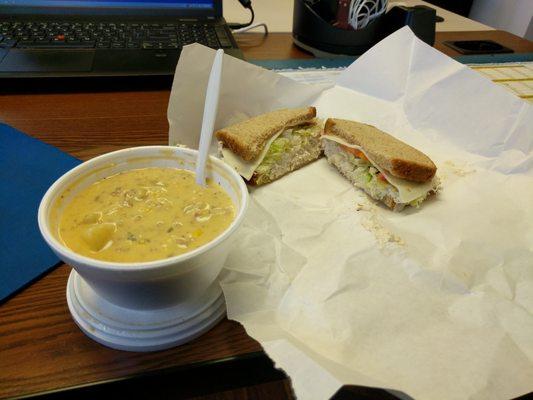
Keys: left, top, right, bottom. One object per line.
{"left": 0, "top": 0, "right": 242, "bottom": 78}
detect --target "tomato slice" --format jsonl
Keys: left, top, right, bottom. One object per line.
{"left": 340, "top": 145, "right": 369, "bottom": 162}
{"left": 377, "top": 172, "right": 388, "bottom": 183}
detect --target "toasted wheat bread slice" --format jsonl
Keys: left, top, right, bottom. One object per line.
{"left": 215, "top": 107, "right": 317, "bottom": 162}
{"left": 324, "top": 119, "right": 436, "bottom": 183}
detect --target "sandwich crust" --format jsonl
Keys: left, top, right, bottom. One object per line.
{"left": 324, "top": 118, "right": 436, "bottom": 182}
{"left": 215, "top": 107, "right": 317, "bottom": 162}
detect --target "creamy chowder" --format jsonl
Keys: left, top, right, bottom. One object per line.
{"left": 58, "top": 167, "right": 235, "bottom": 263}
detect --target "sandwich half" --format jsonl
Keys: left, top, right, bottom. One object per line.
{"left": 216, "top": 107, "right": 322, "bottom": 185}
{"left": 322, "top": 118, "right": 439, "bottom": 211}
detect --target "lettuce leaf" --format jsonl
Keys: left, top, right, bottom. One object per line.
{"left": 255, "top": 125, "right": 319, "bottom": 175}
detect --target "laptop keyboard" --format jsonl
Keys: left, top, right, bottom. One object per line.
{"left": 0, "top": 21, "right": 233, "bottom": 50}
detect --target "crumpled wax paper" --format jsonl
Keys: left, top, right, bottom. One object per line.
{"left": 168, "top": 27, "right": 533, "bottom": 400}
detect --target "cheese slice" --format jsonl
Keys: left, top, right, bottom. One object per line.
{"left": 221, "top": 129, "right": 287, "bottom": 180}
{"left": 321, "top": 135, "right": 437, "bottom": 203}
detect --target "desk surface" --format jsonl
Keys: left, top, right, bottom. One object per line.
{"left": 1, "top": 31, "right": 532, "bottom": 400}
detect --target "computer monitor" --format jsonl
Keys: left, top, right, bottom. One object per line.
{"left": 1, "top": 0, "right": 221, "bottom": 17}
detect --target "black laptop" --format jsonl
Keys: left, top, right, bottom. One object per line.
{"left": 0, "top": 0, "right": 242, "bottom": 78}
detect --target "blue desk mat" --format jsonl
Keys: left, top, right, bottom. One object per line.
{"left": 0, "top": 123, "right": 80, "bottom": 303}
{"left": 249, "top": 52, "right": 533, "bottom": 70}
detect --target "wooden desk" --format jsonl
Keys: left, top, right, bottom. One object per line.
{"left": 1, "top": 31, "right": 531, "bottom": 400}
{"left": 237, "top": 30, "right": 533, "bottom": 60}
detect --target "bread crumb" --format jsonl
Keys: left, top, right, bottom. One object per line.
{"left": 355, "top": 200, "right": 405, "bottom": 248}
{"left": 356, "top": 202, "right": 372, "bottom": 212}
{"left": 444, "top": 160, "right": 476, "bottom": 177}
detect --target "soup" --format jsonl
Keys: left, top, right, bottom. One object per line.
{"left": 58, "top": 167, "right": 235, "bottom": 263}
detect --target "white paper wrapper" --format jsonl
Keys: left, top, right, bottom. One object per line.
{"left": 168, "top": 27, "right": 533, "bottom": 400}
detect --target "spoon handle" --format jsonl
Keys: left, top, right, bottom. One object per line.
{"left": 196, "top": 49, "right": 224, "bottom": 186}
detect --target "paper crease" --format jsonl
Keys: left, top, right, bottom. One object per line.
{"left": 167, "top": 27, "right": 533, "bottom": 400}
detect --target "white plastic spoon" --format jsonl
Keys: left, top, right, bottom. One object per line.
{"left": 195, "top": 49, "right": 224, "bottom": 187}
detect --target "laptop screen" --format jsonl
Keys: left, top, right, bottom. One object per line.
{"left": 1, "top": 0, "right": 215, "bottom": 10}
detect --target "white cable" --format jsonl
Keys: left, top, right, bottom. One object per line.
{"left": 232, "top": 23, "right": 268, "bottom": 34}
{"left": 348, "top": 0, "right": 388, "bottom": 30}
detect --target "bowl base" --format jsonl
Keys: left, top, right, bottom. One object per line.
{"left": 66, "top": 270, "right": 226, "bottom": 352}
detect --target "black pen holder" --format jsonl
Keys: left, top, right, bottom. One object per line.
{"left": 292, "top": 0, "right": 436, "bottom": 56}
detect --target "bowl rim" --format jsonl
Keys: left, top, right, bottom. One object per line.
{"left": 37, "top": 145, "right": 249, "bottom": 272}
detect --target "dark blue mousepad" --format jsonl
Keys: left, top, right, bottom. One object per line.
{"left": 0, "top": 123, "right": 81, "bottom": 303}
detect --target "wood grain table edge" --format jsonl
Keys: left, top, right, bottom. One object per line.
{"left": 10, "top": 351, "right": 272, "bottom": 400}
{"left": 0, "top": 263, "right": 263, "bottom": 399}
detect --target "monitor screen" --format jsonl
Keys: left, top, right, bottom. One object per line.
{"left": 0, "top": 0, "right": 214, "bottom": 9}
